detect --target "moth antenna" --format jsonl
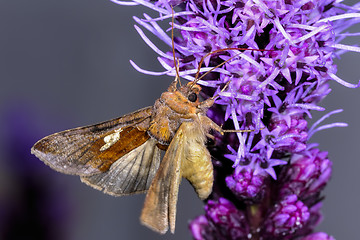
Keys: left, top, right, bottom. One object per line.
{"left": 209, "top": 80, "right": 231, "bottom": 101}
{"left": 169, "top": 58, "right": 181, "bottom": 91}
{"left": 171, "top": 6, "right": 181, "bottom": 88}
{"left": 176, "top": 58, "right": 181, "bottom": 87}
{"left": 192, "top": 47, "right": 272, "bottom": 87}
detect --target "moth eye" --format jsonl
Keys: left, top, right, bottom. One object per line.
{"left": 188, "top": 93, "right": 197, "bottom": 102}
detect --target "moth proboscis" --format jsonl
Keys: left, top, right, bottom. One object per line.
{"left": 31, "top": 15, "right": 263, "bottom": 234}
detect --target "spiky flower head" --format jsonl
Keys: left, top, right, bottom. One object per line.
{"left": 112, "top": 0, "right": 360, "bottom": 238}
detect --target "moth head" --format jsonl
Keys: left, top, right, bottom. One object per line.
{"left": 180, "top": 82, "right": 201, "bottom": 103}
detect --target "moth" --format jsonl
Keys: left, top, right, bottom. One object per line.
{"left": 30, "top": 7, "right": 261, "bottom": 230}
{"left": 31, "top": 40, "right": 263, "bottom": 233}
{"left": 31, "top": 71, "right": 233, "bottom": 233}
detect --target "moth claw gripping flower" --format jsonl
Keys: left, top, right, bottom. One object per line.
{"left": 112, "top": 0, "right": 360, "bottom": 239}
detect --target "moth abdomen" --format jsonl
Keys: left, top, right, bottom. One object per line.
{"left": 180, "top": 122, "right": 214, "bottom": 200}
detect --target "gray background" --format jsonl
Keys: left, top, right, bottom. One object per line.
{"left": 0, "top": 0, "right": 359, "bottom": 239}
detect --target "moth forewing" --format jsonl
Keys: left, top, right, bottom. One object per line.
{"left": 140, "top": 124, "right": 185, "bottom": 234}
{"left": 30, "top": 107, "right": 152, "bottom": 177}
{"left": 140, "top": 119, "right": 217, "bottom": 234}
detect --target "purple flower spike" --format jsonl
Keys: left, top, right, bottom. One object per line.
{"left": 264, "top": 194, "right": 310, "bottom": 238}
{"left": 111, "top": 0, "right": 360, "bottom": 238}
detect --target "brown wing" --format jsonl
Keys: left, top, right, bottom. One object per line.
{"left": 140, "top": 121, "right": 214, "bottom": 234}
{"left": 140, "top": 122, "right": 185, "bottom": 234}
{"left": 31, "top": 107, "right": 152, "bottom": 176}
{"left": 80, "top": 138, "right": 161, "bottom": 196}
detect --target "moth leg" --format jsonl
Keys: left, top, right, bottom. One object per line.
{"left": 198, "top": 114, "right": 260, "bottom": 135}
{"left": 197, "top": 97, "right": 215, "bottom": 110}
{"left": 198, "top": 115, "right": 223, "bottom": 134}
{"left": 206, "top": 133, "right": 215, "bottom": 140}
{"left": 197, "top": 80, "right": 231, "bottom": 109}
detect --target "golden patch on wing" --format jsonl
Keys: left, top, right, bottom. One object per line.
{"left": 88, "top": 127, "right": 150, "bottom": 172}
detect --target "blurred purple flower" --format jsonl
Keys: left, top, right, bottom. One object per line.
{"left": 300, "top": 232, "right": 335, "bottom": 240}
{"left": 111, "top": 0, "right": 360, "bottom": 238}
{"left": 0, "top": 104, "right": 71, "bottom": 240}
